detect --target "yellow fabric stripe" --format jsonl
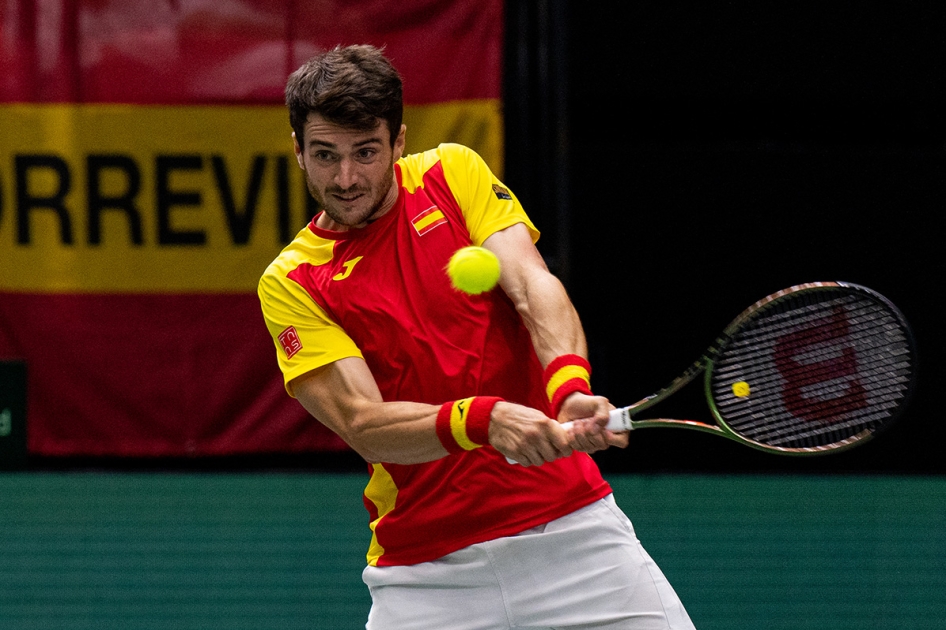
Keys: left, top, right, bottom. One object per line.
{"left": 449, "top": 397, "right": 481, "bottom": 450}
{"left": 258, "top": 229, "right": 364, "bottom": 397}
{"left": 1, "top": 104, "right": 297, "bottom": 293}
{"left": 413, "top": 209, "right": 446, "bottom": 232}
{"left": 0, "top": 100, "right": 501, "bottom": 293}
{"left": 364, "top": 463, "right": 398, "bottom": 566}
{"left": 545, "top": 365, "right": 591, "bottom": 403}
{"left": 436, "top": 142, "right": 538, "bottom": 248}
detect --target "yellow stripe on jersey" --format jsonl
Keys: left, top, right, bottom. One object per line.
{"left": 397, "top": 143, "right": 539, "bottom": 248}
{"left": 364, "top": 463, "right": 399, "bottom": 566}
{"left": 436, "top": 143, "right": 539, "bottom": 247}
{"left": 258, "top": 226, "right": 364, "bottom": 395}
{"left": 399, "top": 148, "right": 445, "bottom": 194}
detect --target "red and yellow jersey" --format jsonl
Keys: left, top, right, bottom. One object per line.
{"left": 259, "top": 143, "right": 610, "bottom": 566}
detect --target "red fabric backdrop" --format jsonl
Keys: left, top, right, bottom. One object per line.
{"left": 0, "top": 0, "right": 503, "bottom": 457}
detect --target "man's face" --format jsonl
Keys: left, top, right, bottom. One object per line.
{"left": 294, "top": 113, "right": 406, "bottom": 229}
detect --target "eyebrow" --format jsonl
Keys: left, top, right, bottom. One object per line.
{"left": 308, "top": 136, "right": 384, "bottom": 149}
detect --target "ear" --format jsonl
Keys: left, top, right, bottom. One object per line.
{"left": 292, "top": 132, "right": 305, "bottom": 169}
{"left": 393, "top": 124, "right": 407, "bottom": 161}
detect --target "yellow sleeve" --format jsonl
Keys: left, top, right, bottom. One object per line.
{"left": 437, "top": 143, "right": 540, "bottom": 246}
{"left": 258, "top": 243, "right": 363, "bottom": 397}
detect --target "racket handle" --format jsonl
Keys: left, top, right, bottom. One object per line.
{"left": 559, "top": 407, "right": 633, "bottom": 432}
{"left": 504, "top": 407, "right": 633, "bottom": 463}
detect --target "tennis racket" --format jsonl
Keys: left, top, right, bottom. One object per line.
{"left": 566, "top": 281, "right": 916, "bottom": 456}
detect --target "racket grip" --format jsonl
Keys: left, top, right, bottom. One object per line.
{"left": 606, "top": 407, "right": 634, "bottom": 431}
{"left": 504, "top": 407, "right": 633, "bottom": 463}
{"left": 558, "top": 407, "right": 633, "bottom": 432}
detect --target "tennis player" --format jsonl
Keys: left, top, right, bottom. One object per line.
{"left": 259, "top": 44, "right": 696, "bottom": 630}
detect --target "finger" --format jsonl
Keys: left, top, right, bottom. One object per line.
{"left": 517, "top": 427, "right": 573, "bottom": 465}
{"left": 535, "top": 437, "right": 572, "bottom": 463}
{"left": 527, "top": 447, "right": 551, "bottom": 467}
{"left": 606, "top": 430, "right": 630, "bottom": 449}
{"left": 566, "top": 418, "right": 590, "bottom": 448}
{"left": 571, "top": 420, "right": 605, "bottom": 438}
{"left": 573, "top": 422, "right": 607, "bottom": 453}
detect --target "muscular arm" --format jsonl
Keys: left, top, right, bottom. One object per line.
{"left": 484, "top": 223, "right": 628, "bottom": 451}
{"left": 292, "top": 357, "right": 444, "bottom": 464}
{"left": 484, "top": 224, "right": 586, "bottom": 366}
{"left": 292, "top": 356, "right": 572, "bottom": 466}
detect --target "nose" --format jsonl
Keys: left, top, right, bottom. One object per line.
{"left": 335, "top": 157, "right": 358, "bottom": 190}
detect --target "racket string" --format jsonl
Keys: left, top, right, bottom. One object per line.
{"left": 708, "top": 289, "right": 915, "bottom": 449}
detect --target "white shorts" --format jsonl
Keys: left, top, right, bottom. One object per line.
{"left": 362, "top": 494, "right": 696, "bottom": 630}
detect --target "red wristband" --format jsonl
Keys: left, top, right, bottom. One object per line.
{"left": 436, "top": 396, "right": 503, "bottom": 454}
{"left": 543, "top": 354, "right": 592, "bottom": 417}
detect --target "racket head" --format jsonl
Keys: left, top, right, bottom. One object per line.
{"left": 704, "top": 282, "right": 917, "bottom": 455}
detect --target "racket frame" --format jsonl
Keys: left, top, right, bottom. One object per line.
{"left": 607, "top": 281, "right": 915, "bottom": 456}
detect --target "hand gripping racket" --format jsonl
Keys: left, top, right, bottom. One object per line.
{"left": 565, "top": 282, "right": 916, "bottom": 456}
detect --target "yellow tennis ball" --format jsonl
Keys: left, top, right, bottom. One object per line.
{"left": 447, "top": 246, "right": 501, "bottom": 295}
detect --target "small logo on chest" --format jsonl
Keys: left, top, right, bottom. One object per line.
{"left": 411, "top": 206, "right": 448, "bottom": 236}
{"left": 333, "top": 256, "right": 364, "bottom": 281}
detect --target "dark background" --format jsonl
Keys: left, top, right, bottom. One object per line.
{"left": 505, "top": 1, "right": 945, "bottom": 474}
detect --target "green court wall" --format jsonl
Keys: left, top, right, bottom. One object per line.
{"left": 1, "top": 473, "right": 943, "bottom": 629}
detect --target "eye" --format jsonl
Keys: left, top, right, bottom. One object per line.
{"left": 312, "top": 151, "right": 337, "bottom": 163}
{"left": 355, "top": 148, "right": 378, "bottom": 162}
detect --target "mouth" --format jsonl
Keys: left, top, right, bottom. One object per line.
{"left": 332, "top": 190, "right": 365, "bottom": 203}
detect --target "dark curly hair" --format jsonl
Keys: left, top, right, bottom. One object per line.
{"left": 285, "top": 44, "right": 404, "bottom": 148}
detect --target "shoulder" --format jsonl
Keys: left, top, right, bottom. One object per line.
{"left": 435, "top": 143, "right": 488, "bottom": 171}
{"left": 399, "top": 143, "right": 479, "bottom": 165}
{"left": 398, "top": 144, "right": 487, "bottom": 182}
{"left": 258, "top": 225, "right": 335, "bottom": 297}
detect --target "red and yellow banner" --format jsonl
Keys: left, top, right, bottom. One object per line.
{"left": 0, "top": 0, "right": 504, "bottom": 457}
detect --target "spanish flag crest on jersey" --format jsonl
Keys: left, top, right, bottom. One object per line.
{"left": 411, "top": 207, "right": 450, "bottom": 236}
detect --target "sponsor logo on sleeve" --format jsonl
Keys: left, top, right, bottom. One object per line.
{"left": 278, "top": 326, "right": 303, "bottom": 359}
{"left": 492, "top": 184, "right": 512, "bottom": 200}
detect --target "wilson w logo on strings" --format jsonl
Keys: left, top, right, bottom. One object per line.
{"left": 773, "top": 306, "right": 868, "bottom": 423}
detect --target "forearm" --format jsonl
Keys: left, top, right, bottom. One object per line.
{"left": 514, "top": 277, "right": 626, "bottom": 449}
{"left": 292, "top": 359, "right": 449, "bottom": 464}
{"left": 335, "top": 399, "right": 448, "bottom": 464}
{"left": 511, "top": 276, "right": 624, "bottom": 449}
{"left": 512, "top": 269, "right": 588, "bottom": 367}
{"left": 482, "top": 225, "right": 622, "bottom": 453}
{"left": 484, "top": 225, "right": 589, "bottom": 368}
{"left": 293, "top": 359, "right": 573, "bottom": 466}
